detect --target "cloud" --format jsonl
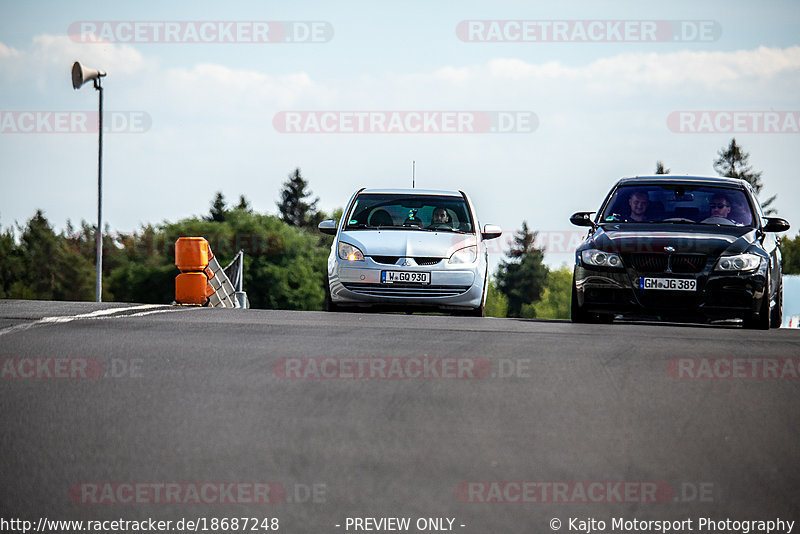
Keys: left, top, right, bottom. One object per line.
{"left": 486, "top": 47, "right": 800, "bottom": 95}
{"left": 0, "top": 34, "right": 151, "bottom": 95}
{"left": 163, "top": 63, "right": 335, "bottom": 116}
{"left": 0, "top": 42, "right": 20, "bottom": 58}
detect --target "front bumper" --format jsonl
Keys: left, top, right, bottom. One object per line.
{"left": 574, "top": 263, "right": 768, "bottom": 321}
{"left": 328, "top": 257, "right": 484, "bottom": 310}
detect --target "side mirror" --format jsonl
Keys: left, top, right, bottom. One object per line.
{"left": 570, "top": 212, "right": 596, "bottom": 228}
{"left": 763, "top": 217, "right": 790, "bottom": 233}
{"left": 481, "top": 224, "right": 502, "bottom": 240}
{"left": 318, "top": 219, "right": 338, "bottom": 235}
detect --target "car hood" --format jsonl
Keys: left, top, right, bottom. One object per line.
{"left": 589, "top": 224, "right": 759, "bottom": 257}
{"left": 338, "top": 230, "right": 477, "bottom": 258}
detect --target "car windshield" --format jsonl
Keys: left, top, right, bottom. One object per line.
{"left": 344, "top": 193, "right": 474, "bottom": 233}
{"left": 598, "top": 184, "right": 756, "bottom": 227}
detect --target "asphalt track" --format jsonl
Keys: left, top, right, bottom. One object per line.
{"left": 1, "top": 299, "right": 799, "bottom": 532}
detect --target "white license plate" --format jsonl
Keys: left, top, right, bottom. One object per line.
{"left": 381, "top": 271, "right": 431, "bottom": 284}
{"left": 639, "top": 277, "right": 696, "bottom": 291}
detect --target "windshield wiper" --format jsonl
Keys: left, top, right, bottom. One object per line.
{"left": 650, "top": 218, "right": 698, "bottom": 224}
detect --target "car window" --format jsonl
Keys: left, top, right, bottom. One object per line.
{"left": 599, "top": 185, "right": 755, "bottom": 226}
{"left": 345, "top": 194, "right": 474, "bottom": 233}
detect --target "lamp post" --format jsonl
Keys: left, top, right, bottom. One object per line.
{"left": 71, "top": 61, "right": 106, "bottom": 302}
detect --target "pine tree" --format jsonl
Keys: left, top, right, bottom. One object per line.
{"left": 495, "top": 221, "right": 549, "bottom": 317}
{"left": 655, "top": 161, "right": 670, "bottom": 174}
{"left": 713, "top": 138, "right": 776, "bottom": 213}
{"left": 206, "top": 192, "right": 227, "bottom": 222}
{"left": 277, "top": 168, "right": 320, "bottom": 229}
{"left": 235, "top": 195, "right": 252, "bottom": 212}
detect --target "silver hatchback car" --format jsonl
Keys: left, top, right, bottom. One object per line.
{"left": 318, "top": 188, "right": 502, "bottom": 315}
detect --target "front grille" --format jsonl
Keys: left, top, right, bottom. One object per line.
{"left": 368, "top": 256, "right": 442, "bottom": 266}
{"left": 628, "top": 254, "right": 668, "bottom": 273}
{"left": 626, "top": 253, "right": 706, "bottom": 274}
{"left": 370, "top": 256, "right": 400, "bottom": 265}
{"left": 413, "top": 257, "right": 442, "bottom": 266}
{"left": 636, "top": 292, "right": 697, "bottom": 309}
{"left": 670, "top": 254, "right": 707, "bottom": 274}
{"left": 342, "top": 282, "right": 470, "bottom": 298}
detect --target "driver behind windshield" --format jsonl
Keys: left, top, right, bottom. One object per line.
{"left": 627, "top": 191, "right": 651, "bottom": 222}
{"left": 428, "top": 207, "right": 453, "bottom": 229}
{"left": 708, "top": 193, "right": 735, "bottom": 222}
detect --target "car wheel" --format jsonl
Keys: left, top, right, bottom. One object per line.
{"left": 743, "top": 280, "right": 771, "bottom": 330}
{"left": 571, "top": 282, "right": 590, "bottom": 323}
{"left": 323, "top": 275, "right": 341, "bottom": 312}
{"left": 770, "top": 281, "right": 783, "bottom": 329}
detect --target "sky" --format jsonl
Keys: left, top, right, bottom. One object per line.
{"left": 1, "top": 0, "right": 799, "bottom": 268}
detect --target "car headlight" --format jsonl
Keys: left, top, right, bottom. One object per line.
{"left": 715, "top": 253, "right": 761, "bottom": 272}
{"left": 338, "top": 242, "right": 365, "bottom": 262}
{"left": 448, "top": 246, "right": 477, "bottom": 264}
{"left": 581, "top": 249, "right": 623, "bottom": 268}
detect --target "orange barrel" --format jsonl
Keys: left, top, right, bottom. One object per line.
{"left": 175, "top": 272, "right": 209, "bottom": 305}
{"left": 175, "top": 237, "right": 210, "bottom": 272}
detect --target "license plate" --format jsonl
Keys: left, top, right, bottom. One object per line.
{"left": 639, "top": 277, "right": 696, "bottom": 291}
{"left": 381, "top": 271, "right": 431, "bottom": 284}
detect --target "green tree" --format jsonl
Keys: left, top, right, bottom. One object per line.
{"left": 495, "top": 221, "right": 549, "bottom": 317}
{"left": 779, "top": 232, "right": 800, "bottom": 274}
{"left": 713, "top": 138, "right": 776, "bottom": 214}
{"left": 531, "top": 266, "right": 573, "bottom": 319}
{"left": 4, "top": 211, "right": 95, "bottom": 301}
{"left": 655, "top": 161, "right": 670, "bottom": 174}
{"left": 205, "top": 192, "right": 228, "bottom": 222}
{"left": 235, "top": 194, "right": 252, "bottom": 213}
{"left": 277, "top": 168, "right": 321, "bottom": 229}
{"left": 0, "top": 226, "right": 24, "bottom": 299}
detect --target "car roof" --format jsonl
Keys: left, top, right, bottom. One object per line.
{"left": 615, "top": 175, "right": 749, "bottom": 188}
{"left": 358, "top": 188, "right": 463, "bottom": 197}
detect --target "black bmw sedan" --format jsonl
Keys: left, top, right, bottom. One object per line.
{"left": 570, "top": 175, "right": 790, "bottom": 329}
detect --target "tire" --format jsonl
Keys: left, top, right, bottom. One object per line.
{"left": 323, "top": 275, "right": 341, "bottom": 312}
{"left": 571, "top": 280, "right": 613, "bottom": 324}
{"left": 571, "top": 282, "right": 590, "bottom": 323}
{"left": 770, "top": 281, "right": 783, "bottom": 329}
{"left": 743, "top": 279, "right": 771, "bottom": 330}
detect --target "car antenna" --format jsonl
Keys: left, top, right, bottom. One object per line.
{"left": 412, "top": 160, "right": 415, "bottom": 188}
